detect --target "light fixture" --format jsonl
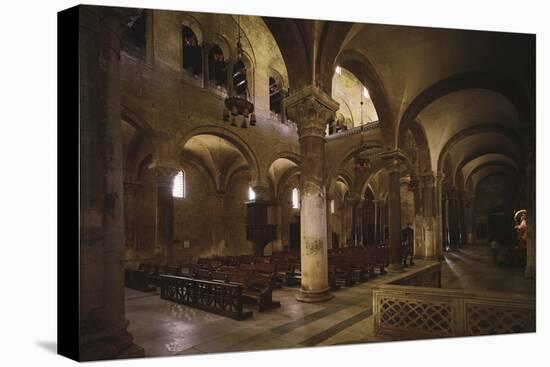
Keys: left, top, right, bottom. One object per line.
{"left": 222, "top": 15, "right": 256, "bottom": 128}
{"left": 335, "top": 65, "right": 342, "bottom": 75}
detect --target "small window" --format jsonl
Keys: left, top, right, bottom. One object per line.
{"left": 208, "top": 45, "right": 227, "bottom": 87}
{"left": 248, "top": 187, "right": 256, "bottom": 201}
{"left": 292, "top": 188, "right": 300, "bottom": 209}
{"left": 330, "top": 199, "right": 335, "bottom": 214}
{"left": 182, "top": 26, "right": 202, "bottom": 76}
{"left": 335, "top": 65, "right": 342, "bottom": 75}
{"left": 269, "top": 77, "right": 282, "bottom": 114}
{"left": 172, "top": 171, "right": 185, "bottom": 198}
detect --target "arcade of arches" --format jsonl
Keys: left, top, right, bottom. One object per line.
{"left": 78, "top": 6, "right": 535, "bottom": 360}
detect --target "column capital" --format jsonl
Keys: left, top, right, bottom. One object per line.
{"left": 378, "top": 149, "right": 408, "bottom": 173}
{"left": 284, "top": 85, "right": 339, "bottom": 138}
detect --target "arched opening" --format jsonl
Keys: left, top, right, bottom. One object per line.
{"left": 208, "top": 44, "right": 227, "bottom": 88}
{"left": 121, "top": 11, "right": 146, "bottom": 58}
{"left": 232, "top": 59, "right": 248, "bottom": 98}
{"left": 182, "top": 25, "right": 202, "bottom": 76}
{"left": 269, "top": 76, "right": 283, "bottom": 114}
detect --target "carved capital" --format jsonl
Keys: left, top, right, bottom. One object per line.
{"left": 378, "top": 149, "right": 408, "bottom": 173}
{"left": 284, "top": 85, "right": 339, "bottom": 139}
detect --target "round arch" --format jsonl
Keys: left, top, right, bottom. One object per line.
{"left": 180, "top": 125, "right": 261, "bottom": 184}
{"left": 335, "top": 49, "right": 396, "bottom": 148}
{"left": 398, "top": 71, "right": 533, "bottom": 146}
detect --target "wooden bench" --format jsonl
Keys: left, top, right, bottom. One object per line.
{"left": 160, "top": 275, "right": 253, "bottom": 320}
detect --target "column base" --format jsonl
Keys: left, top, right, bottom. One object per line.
{"left": 296, "top": 287, "right": 333, "bottom": 303}
{"left": 79, "top": 328, "right": 145, "bottom": 361}
{"left": 387, "top": 263, "right": 405, "bottom": 273}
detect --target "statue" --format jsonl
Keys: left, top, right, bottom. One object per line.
{"left": 514, "top": 210, "right": 528, "bottom": 249}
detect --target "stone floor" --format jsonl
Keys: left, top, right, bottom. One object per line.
{"left": 441, "top": 245, "right": 535, "bottom": 294}
{"left": 126, "top": 246, "right": 535, "bottom": 358}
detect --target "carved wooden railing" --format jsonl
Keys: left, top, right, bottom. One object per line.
{"left": 373, "top": 284, "right": 535, "bottom": 338}
{"left": 160, "top": 275, "right": 253, "bottom": 320}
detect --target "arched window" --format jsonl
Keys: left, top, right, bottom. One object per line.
{"left": 269, "top": 77, "right": 282, "bottom": 114}
{"left": 292, "top": 188, "right": 300, "bottom": 209}
{"left": 330, "top": 199, "right": 335, "bottom": 214}
{"left": 233, "top": 59, "right": 248, "bottom": 98}
{"left": 172, "top": 171, "right": 185, "bottom": 198}
{"left": 121, "top": 12, "right": 146, "bottom": 58}
{"left": 182, "top": 25, "right": 202, "bottom": 76}
{"left": 208, "top": 45, "right": 227, "bottom": 88}
{"left": 248, "top": 187, "right": 256, "bottom": 201}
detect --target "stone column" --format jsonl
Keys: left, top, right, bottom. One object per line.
{"left": 380, "top": 151, "right": 406, "bottom": 272}
{"left": 373, "top": 200, "right": 380, "bottom": 243}
{"left": 379, "top": 201, "right": 387, "bottom": 241}
{"left": 416, "top": 174, "right": 438, "bottom": 260}
{"left": 434, "top": 175, "right": 445, "bottom": 259}
{"left": 79, "top": 6, "right": 144, "bottom": 360}
{"left": 357, "top": 198, "right": 365, "bottom": 245}
{"left": 123, "top": 182, "right": 137, "bottom": 251}
{"left": 326, "top": 193, "right": 334, "bottom": 249}
{"left": 285, "top": 85, "right": 338, "bottom": 302}
{"left": 153, "top": 167, "right": 178, "bottom": 264}
{"left": 349, "top": 197, "right": 358, "bottom": 246}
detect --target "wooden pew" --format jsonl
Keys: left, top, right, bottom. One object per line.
{"left": 160, "top": 275, "right": 253, "bottom": 320}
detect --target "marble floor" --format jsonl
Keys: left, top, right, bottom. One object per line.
{"left": 126, "top": 246, "right": 534, "bottom": 358}
{"left": 441, "top": 245, "right": 535, "bottom": 294}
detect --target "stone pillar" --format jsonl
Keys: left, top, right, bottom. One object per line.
{"left": 357, "top": 198, "right": 365, "bottom": 245}
{"left": 416, "top": 174, "right": 438, "bottom": 260}
{"left": 123, "top": 183, "right": 137, "bottom": 251}
{"left": 79, "top": 6, "right": 144, "bottom": 360}
{"left": 380, "top": 151, "right": 406, "bottom": 272}
{"left": 373, "top": 200, "right": 380, "bottom": 243}
{"left": 349, "top": 197, "right": 358, "bottom": 246}
{"left": 379, "top": 201, "right": 387, "bottom": 241}
{"left": 326, "top": 193, "right": 334, "bottom": 249}
{"left": 284, "top": 85, "right": 338, "bottom": 302}
{"left": 434, "top": 175, "right": 445, "bottom": 259}
{"left": 153, "top": 167, "right": 178, "bottom": 264}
